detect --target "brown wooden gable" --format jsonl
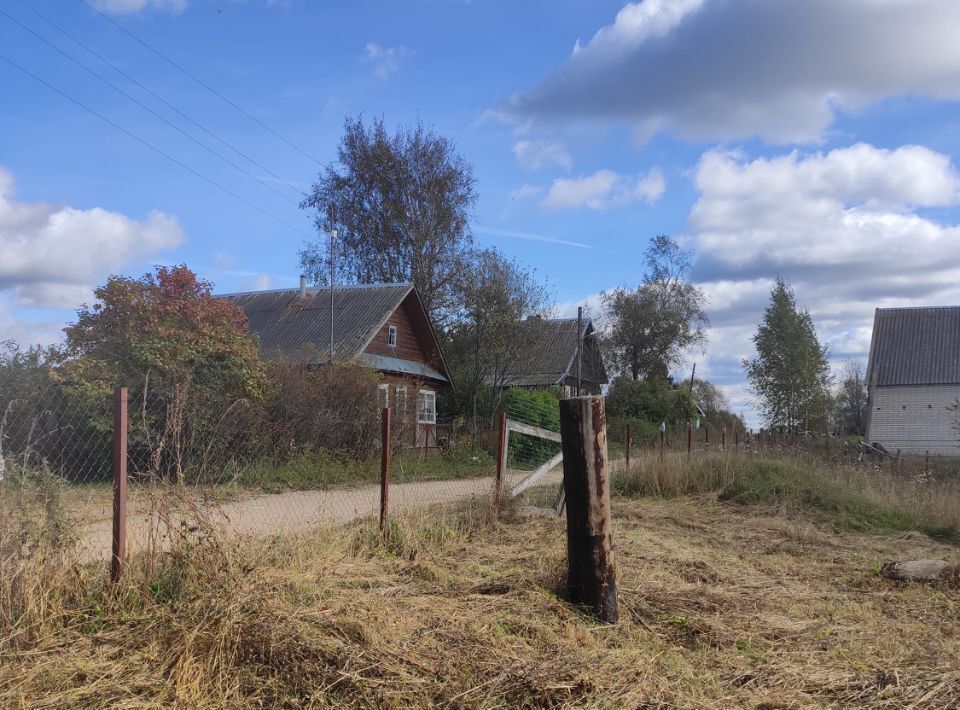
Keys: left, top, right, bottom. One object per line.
{"left": 362, "top": 292, "right": 449, "bottom": 381}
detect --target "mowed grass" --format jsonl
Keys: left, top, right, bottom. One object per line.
{"left": 2, "top": 453, "right": 959, "bottom": 707}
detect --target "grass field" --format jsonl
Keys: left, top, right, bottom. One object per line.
{"left": 2, "top": 452, "right": 959, "bottom": 707}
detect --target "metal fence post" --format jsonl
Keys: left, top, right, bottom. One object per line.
{"left": 380, "top": 406, "right": 391, "bottom": 538}
{"left": 111, "top": 386, "right": 128, "bottom": 583}
{"left": 625, "top": 423, "right": 631, "bottom": 469}
{"left": 559, "top": 396, "right": 617, "bottom": 623}
{"left": 494, "top": 410, "right": 507, "bottom": 513}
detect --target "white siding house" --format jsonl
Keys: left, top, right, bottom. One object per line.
{"left": 865, "top": 306, "right": 960, "bottom": 457}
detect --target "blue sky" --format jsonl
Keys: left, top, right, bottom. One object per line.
{"left": 3, "top": 0, "right": 960, "bottom": 424}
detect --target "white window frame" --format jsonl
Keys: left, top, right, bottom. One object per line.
{"left": 417, "top": 389, "right": 436, "bottom": 424}
{"left": 377, "top": 383, "right": 390, "bottom": 409}
{"left": 395, "top": 386, "right": 408, "bottom": 417}
{"left": 387, "top": 324, "right": 398, "bottom": 347}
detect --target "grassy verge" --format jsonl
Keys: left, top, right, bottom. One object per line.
{"left": 3, "top": 485, "right": 959, "bottom": 707}
{"left": 613, "top": 450, "right": 960, "bottom": 541}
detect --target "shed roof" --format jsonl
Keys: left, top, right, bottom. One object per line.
{"left": 867, "top": 306, "right": 960, "bottom": 386}
{"left": 499, "top": 317, "right": 608, "bottom": 388}
{"left": 220, "top": 283, "right": 412, "bottom": 362}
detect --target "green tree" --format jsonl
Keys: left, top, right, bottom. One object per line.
{"left": 833, "top": 359, "right": 868, "bottom": 436}
{"left": 443, "top": 247, "right": 551, "bottom": 427}
{"left": 743, "top": 278, "right": 831, "bottom": 433}
{"left": 603, "top": 235, "right": 708, "bottom": 381}
{"left": 299, "top": 116, "right": 477, "bottom": 327}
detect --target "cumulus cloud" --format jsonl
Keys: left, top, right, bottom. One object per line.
{"left": 513, "top": 140, "right": 572, "bottom": 171}
{"left": 364, "top": 42, "right": 410, "bottom": 81}
{"left": 686, "top": 142, "right": 960, "bottom": 423}
{"left": 0, "top": 166, "right": 183, "bottom": 314}
{"left": 541, "top": 168, "right": 665, "bottom": 210}
{"left": 92, "top": 0, "right": 187, "bottom": 15}
{"left": 512, "top": 0, "right": 960, "bottom": 143}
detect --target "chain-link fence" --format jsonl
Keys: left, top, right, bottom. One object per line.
{"left": 0, "top": 364, "right": 519, "bottom": 567}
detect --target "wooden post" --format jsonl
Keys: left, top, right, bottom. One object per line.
{"left": 559, "top": 396, "right": 617, "bottom": 623}
{"left": 659, "top": 422, "right": 665, "bottom": 461}
{"left": 721, "top": 427, "right": 726, "bottom": 451}
{"left": 111, "top": 386, "right": 128, "bottom": 583}
{"left": 687, "top": 422, "right": 692, "bottom": 455}
{"left": 625, "top": 423, "right": 632, "bottom": 470}
{"left": 380, "top": 406, "right": 391, "bottom": 537}
{"left": 735, "top": 429, "right": 739, "bottom": 449}
{"left": 704, "top": 426, "right": 709, "bottom": 445}
{"left": 493, "top": 410, "right": 507, "bottom": 513}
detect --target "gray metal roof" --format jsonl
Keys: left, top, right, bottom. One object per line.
{"left": 867, "top": 306, "right": 960, "bottom": 386}
{"left": 498, "top": 317, "right": 609, "bottom": 388}
{"left": 220, "top": 283, "right": 413, "bottom": 362}
{"left": 359, "top": 353, "right": 449, "bottom": 383}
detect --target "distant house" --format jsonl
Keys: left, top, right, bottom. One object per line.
{"left": 220, "top": 280, "right": 453, "bottom": 448}
{"left": 493, "top": 317, "right": 608, "bottom": 396}
{"left": 865, "top": 306, "right": 960, "bottom": 456}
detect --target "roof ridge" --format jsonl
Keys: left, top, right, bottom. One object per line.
{"left": 216, "top": 282, "right": 413, "bottom": 298}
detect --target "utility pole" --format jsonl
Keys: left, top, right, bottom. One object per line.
{"left": 576, "top": 306, "right": 583, "bottom": 396}
{"left": 329, "top": 228, "right": 337, "bottom": 364}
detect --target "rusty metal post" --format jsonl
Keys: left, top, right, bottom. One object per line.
{"left": 379, "top": 406, "right": 391, "bottom": 538}
{"left": 111, "top": 386, "right": 128, "bottom": 583}
{"left": 559, "top": 396, "right": 617, "bottom": 623}
{"left": 625, "top": 423, "right": 632, "bottom": 470}
{"left": 493, "top": 410, "right": 507, "bottom": 513}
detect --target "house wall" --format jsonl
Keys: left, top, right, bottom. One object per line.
{"left": 364, "top": 297, "right": 439, "bottom": 367}
{"left": 866, "top": 384, "right": 960, "bottom": 456}
{"left": 376, "top": 374, "right": 441, "bottom": 449}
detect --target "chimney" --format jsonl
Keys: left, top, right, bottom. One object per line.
{"left": 299, "top": 274, "right": 307, "bottom": 300}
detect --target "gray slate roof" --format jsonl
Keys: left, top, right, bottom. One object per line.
{"left": 219, "top": 283, "right": 413, "bottom": 362}
{"left": 499, "top": 317, "right": 608, "bottom": 387}
{"left": 867, "top": 306, "right": 960, "bottom": 386}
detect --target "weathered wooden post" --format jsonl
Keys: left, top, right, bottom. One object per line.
{"left": 721, "top": 426, "right": 726, "bottom": 451}
{"left": 658, "top": 421, "right": 666, "bottom": 461}
{"left": 380, "top": 406, "right": 391, "bottom": 538}
{"left": 559, "top": 396, "right": 618, "bottom": 623}
{"left": 111, "top": 386, "right": 128, "bottom": 583}
{"left": 493, "top": 410, "right": 508, "bottom": 513}
{"left": 687, "top": 422, "right": 693, "bottom": 455}
{"left": 625, "top": 423, "right": 632, "bottom": 470}
{"left": 704, "top": 425, "right": 709, "bottom": 446}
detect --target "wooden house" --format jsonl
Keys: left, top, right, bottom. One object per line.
{"left": 492, "top": 317, "right": 608, "bottom": 395}
{"left": 220, "top": 280, "right": 453, "bottom": 448}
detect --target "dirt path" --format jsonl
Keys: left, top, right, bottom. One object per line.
{"left": 78, "top": 468, "right": 563, "bottom": 561}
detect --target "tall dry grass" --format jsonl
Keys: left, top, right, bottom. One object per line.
{"left": 612, "top": 449, "right": 960, "bottom": 538}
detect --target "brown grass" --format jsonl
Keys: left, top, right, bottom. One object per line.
{"left": 2, "top": 455, "right": 960, "bottom": 707}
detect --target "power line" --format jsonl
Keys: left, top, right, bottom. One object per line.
{"left": 0, "top": 6, "right": 300, "bottom": 207}
{"left": 83, "top": 0, "right": 322, "bottom": 166}
{"left": 0, "top": 53, "right": 313, "bottom": 238}
{"left": 12, "top": 0, "right": 307, "bottom": 199}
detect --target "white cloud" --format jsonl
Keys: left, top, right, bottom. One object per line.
{"left": 364, "top": 42, "right": 410, "bottom": 81}
{"left": 541, "top": 168, "right": 665, "bottom": 210}
{"left": 685, "top": 142, "right": 960, "bottom": 425}
{"left": 92, "top": 0, "right": 187, "bottom": 15}
{"left": 512, "top": 0, "right": 960, "bottom": 143}
{"left": 513, "top": 140, "right": 572, "bottom": 171}
{"left": 510, "top": 184, "right": 544, "bottom": 200}
{"left": 0, "top": 166, "right": 183, "bottom": 317}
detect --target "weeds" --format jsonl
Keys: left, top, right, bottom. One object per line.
{"left": 613, "top": 450, "right": 960, "bottom": 540}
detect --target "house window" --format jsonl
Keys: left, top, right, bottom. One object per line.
{"left": 396, "top": 386, "right": 408, "bottom": 417}
{"left": 387, "top": 325, "right": 397, "bottom": 347}
{"left": 418, "top": 389, "right": 436, "bottom": 424}
{"left": 378, "top": 383, "right": 390, "bottom": 409}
